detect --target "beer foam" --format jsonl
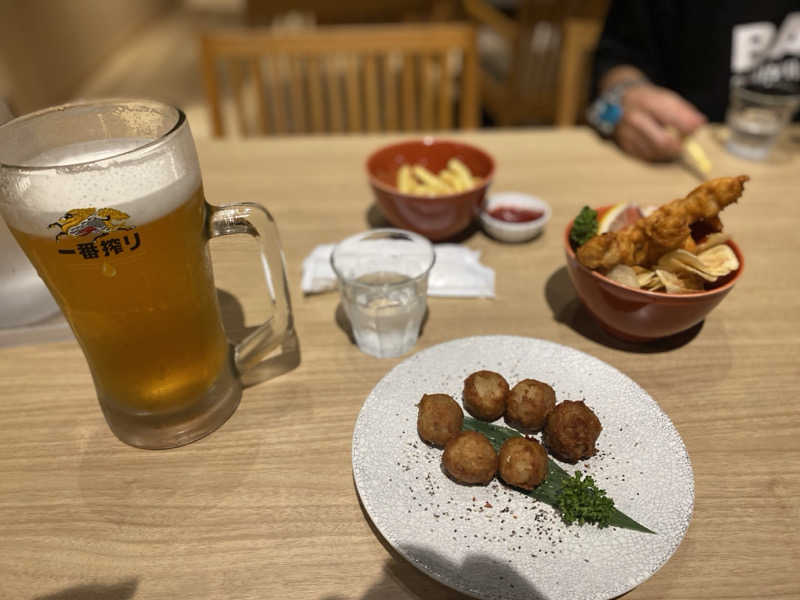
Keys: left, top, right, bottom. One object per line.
{"left": 0, "top": 133, "right": 201, "bottom": 235}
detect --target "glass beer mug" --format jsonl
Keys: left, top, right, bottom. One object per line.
{"left": 0, "top": 100, "right": 60, "bottom": 328}
{"left": 0, "top": 99, "right": 298, "bottom": 449}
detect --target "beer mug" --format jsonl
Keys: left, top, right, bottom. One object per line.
{"left": 0, "top": 99, "right": 298, "bottom": 449}
{"left": 0, "top": 215, "right": 61, "bottom": 328}
{"left": 0, "top": 100, "right": 61, "bottom": 328}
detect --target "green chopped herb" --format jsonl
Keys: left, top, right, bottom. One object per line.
{"left": 462, "top": 417, "right": 654, "bottom": 533}
{"left": 557, "top": 470, "right": 614, "bottom": 527}
{"left": 569, "top": 206, "right": 598, "bottom": 248}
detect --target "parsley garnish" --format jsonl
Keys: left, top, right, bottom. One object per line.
{"left": 462, "top": 417, "right": 655, "bottom": 533}
{"left": 557, "top": 471, "right": 614, "bottom": 527}
{"left": 569, "top": 206, "right": 598, "bottom": 248}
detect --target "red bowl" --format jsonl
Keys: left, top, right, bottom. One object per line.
{"left": 563, "top": 210, "right": 743, "bottom": 342}
{"left": 366, "top": 138, "right": 495, "bottom": 241}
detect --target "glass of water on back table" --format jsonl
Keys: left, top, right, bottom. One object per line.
{"left": 331, "top": 229, "right": 435, "bottom": 358}
{"left": 725, "top": 82, "right": 800, "bottom": 160}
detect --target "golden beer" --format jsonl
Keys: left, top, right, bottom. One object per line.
{"left": 0, "top": 99, "right": 297, "bottom": 448}
{"left": 10, "top": 187, "right": 230, "bottom": 414}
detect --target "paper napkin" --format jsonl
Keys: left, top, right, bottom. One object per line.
{"left": 301, "top": 243, "right": 495, "bottom": 298}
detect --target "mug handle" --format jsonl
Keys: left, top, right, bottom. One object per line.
{"left": 206, "top": 202, "right": 299, "bottom": 386}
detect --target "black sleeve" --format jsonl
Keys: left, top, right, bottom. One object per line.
{"left": 591, "top": 0, "right": 674, "bottom": 99}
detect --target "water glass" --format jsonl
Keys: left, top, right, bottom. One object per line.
{"left": 331, "top": 229, "right": 435, "bottom": 358}
{"left": 726, "top": 84, "right": 800, "bottom": 160}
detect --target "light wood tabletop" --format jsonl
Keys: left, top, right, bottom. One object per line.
{"left": 1, "top": 127, "right": 798, "bottom": 600}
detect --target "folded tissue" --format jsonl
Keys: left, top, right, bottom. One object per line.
{"left": 301, "top": 243, "right": 494, "bottom": 298}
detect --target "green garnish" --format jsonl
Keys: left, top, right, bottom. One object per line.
{"left": 463, "top": 417, "right": 654, "bottom": 533}
{"left": 557, "top": 471, "right": 614, "bottom": 527}
{"left": 569, "top": 206, "right": 598, "bottom": 248}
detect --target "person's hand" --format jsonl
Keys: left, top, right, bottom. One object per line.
{"left": 614, "top": 84, "right": 707, "bottom": 162}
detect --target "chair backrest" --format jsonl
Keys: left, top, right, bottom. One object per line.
{"left": 199, "top": 23, "right": 479, "bottom": 136}
{"left": 555, "top": 17, "right": 603, "bottom": 126}
{"left": 244, "top": 0, "right": 444, "bottom": 26}
{"left": 463, "top": 0, "right": 606, "bottom": 126}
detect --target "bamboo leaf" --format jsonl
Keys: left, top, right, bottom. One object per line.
{"left": 463, "top": 417, "right": 655, "bottom": 534}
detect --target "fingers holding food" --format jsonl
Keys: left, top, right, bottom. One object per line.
{"left": 442, "top": 430, "right": 498, "bottom": 485}
{"left": 543, "top": 400, "right": 602, "bottom": 463}
{"left": 463, "top": 370, "right": 509, "bottom": 421}
{"left": 505, "top": 379, "right": 556, "bottom": 432}
{"left": 417, "top": 393, "right": 464, "bottom": 447}
{"left": 617, "top": 106, "right": 683, "bottom": 161}
{"left": 613, "top": 84, "right": 706, "bottom": 163}
{"left": 498, "top": 436, "right": 548, "bottom": 490}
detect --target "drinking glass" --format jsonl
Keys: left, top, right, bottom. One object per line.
{"left": 726, "top": 84, "right": 800, "bottom": 160}
{"left": 0, "top": 99, "right": 298, "bottom": 449}
{"left": 331, "top": 229, "right": 435, "bottom": 358}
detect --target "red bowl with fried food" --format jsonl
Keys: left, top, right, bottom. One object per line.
{"left": 366, "top": 138, "right": 494, "bottom": 241}
{"left": 564, "top": 206, "right": 744, "bottom": 342}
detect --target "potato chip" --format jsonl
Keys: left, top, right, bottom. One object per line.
{"left": 677, "top": 270, "right": 705, "bottom": 290}
{"left": 697, "top": 244, "right": 739, "bottom": 274}
{"left": 694, "top": 232, "right": 730, "bottom": 254}
{"left": 636, "top": 269, "right": 661, "bottom": 290}
{"left": 657, "top": 249, "right": 707, "bottom": 272}
{"left": 657, "top": 249, "right": 721, "bottom": 281}
{"left": 606, "top": 264, "right": 640, "bottom": 289}
{"left": 655, "top": 269, "right": 703, "bottom": 294}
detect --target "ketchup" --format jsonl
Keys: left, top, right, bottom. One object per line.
{"left": 488, "top": 205, "right": 543, "bottom": 223}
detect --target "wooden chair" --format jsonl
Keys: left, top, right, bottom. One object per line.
{"left": 244, "top": 0, "right": 458, "bottom": 26}
{"left": 555, "top": 17, "right": 603, "bottom": 126}
{"left": 462, "top": 0, "right": 607, "bottom": 126}
{"left": 199, "top": 23, "right": 479, "bottom": 136}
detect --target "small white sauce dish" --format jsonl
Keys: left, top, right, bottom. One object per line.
{"left": 479, "top": 192, "right": 552, "bottom": 243}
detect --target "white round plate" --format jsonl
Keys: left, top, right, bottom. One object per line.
{"left": 352, "top": 336, "right": 694, "bottom": 600}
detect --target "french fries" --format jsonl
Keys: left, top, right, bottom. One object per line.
{"left": 396, "top": 158, "right": 477, "bottom": 196}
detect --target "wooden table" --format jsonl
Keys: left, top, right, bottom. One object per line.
{"left": 1, "top": 128, "right": 798, "bottom": 600}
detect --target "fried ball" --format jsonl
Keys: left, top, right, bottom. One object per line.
{"left": 505, "top": 379, "right": 556, "bottom": 432}
{"left": 543, "top": 400, "right": 602, "bottom": 463}
{"left": 442, "top": 431, "right": 497, "bottom": 485}
{"left": 463, "top": 370, "right": 509, "bottom": 421}
{"left": 498, "top": 437, "right": 548, "bottom": 490}
{"left": 417, "top": 393, "right": 463, "bottom": 447}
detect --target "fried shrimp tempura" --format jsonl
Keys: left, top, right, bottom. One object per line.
{"left": 577, "top": 175, "right": 749, "bottom": 270}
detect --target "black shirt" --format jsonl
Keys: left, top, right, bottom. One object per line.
{"left": 593, "top": 1, "right": 800, "bottom": 121}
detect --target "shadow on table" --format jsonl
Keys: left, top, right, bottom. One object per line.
{"left": 33, "top": 578, "right": 138, "bottom": 600}
{"left": 334, "top": 303, "right": 356, "bottom": 346}
{"left": 77, "top": 415, "right": 262, "bottom": 526}
{"left": 545, "top": 266, "right": 701, "bottom": 353}
{"left": 317, "top": 487, "right": 541, "bottom": 600}
{"left": 217, "top": 288, "right": 301, "bottom": 387}
{"left": 323, "top": 481, "right": 637, "bottom": 600}
{"left": 365, "top": 202, "right": 482, "bottom": 244}
{"left": 217, "top": 288, "right": 258, "bottom": 346}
